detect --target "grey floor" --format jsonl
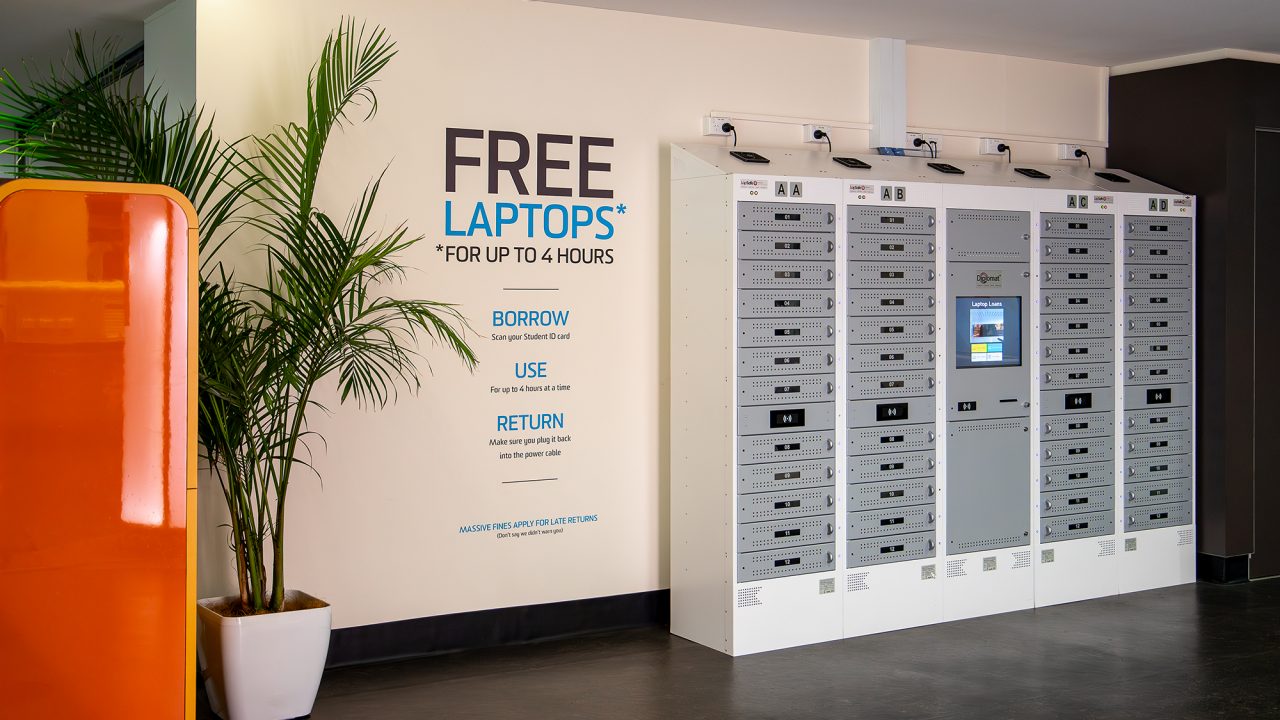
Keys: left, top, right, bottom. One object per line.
{"left": 200, "top": 579, "right": 1280, "bottom": 719}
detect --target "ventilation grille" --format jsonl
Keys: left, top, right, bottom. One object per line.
{"left": 946, "top": 559, "right": 967, "bottom": 578}
{"left": 847, "top": 572, "right": 871, "bottom": 592}
{"left": 1178, "top": 528, "right": 1194, "bottom": 547}
{"left": 1012, "top": 551, "right": 1032, "bottom": 570}
{"left": 1098, "top": 538, "right": 1117, "bottom": 557}
{"left": 736, "top": 587, "right": 763, "bottom": 608}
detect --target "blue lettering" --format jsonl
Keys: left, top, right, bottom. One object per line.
{"left": 595, "top": 206, "right": 615, "bottom": 240}
{"left": 515, "top": 361, "right": 548, "bottom": 378}
{"left": 495, "top": 202, "right": 519, "bottom": 237}
{"left": 444, "top": 200, "right": 466, "bottom": 236}
{"left": 519, "top": 203, "right": 542, "bottom": 236}
{"left": 571, "top": 205, "right": 593, "bottom": 238}
{"left": 543, "top": 204, "right": 569, "bottom": 239}
{"left": 496, "top": 412, "right": 565, "bottom": 431}
{"left": 468, "top": 202, "right": 493, "bottom": 236}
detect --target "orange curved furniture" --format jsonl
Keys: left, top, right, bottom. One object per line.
{"left": 0, "top": 179, "right": 196, "bottom": 719}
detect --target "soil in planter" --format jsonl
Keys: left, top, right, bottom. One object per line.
{"left": 204, "top": 591, "right": 329, "bottom": 618}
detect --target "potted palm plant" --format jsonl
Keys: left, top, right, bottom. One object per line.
{"left": 2, "top": 20, "right": 476, "bottom": 720}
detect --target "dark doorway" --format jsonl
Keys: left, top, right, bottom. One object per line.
{"left": 1254, "top": 128, "right": 1280, "bottom": 579}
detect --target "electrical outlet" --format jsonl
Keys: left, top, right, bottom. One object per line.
{"left": 802, "top": 124, "right": 830, "bottom": 144}
{"left": 703, "top": 116, "right": 733, "bottom": 137}
{"left": 905, "top": 132, "right": 942, "bottom": 157}
{"left": 980, "top": 138, "right": 1009, "bottom": 155}
{"left": 1058, "top": 143, "right": 1084, "bottom": 160}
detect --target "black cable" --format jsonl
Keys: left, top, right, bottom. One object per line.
{"left": 1075, "top": 148, "right": 1092, "bottom": 167}
{"left": 722, "top": 122, "right": 737, "bottom": 147}
{"left": 997, "top": 143, "right": 1011, "bottom": 163}
{"left": 928, "top": 140, "right": 938, "bottom": 159}
{"left": 814, "top": 128, "right": 831, "bottom": 152}
{"left": 912, "top": 137, "right": 936, "bottom": 158}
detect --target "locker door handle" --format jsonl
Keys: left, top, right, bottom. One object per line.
{"left": 1128, "top": 466, "right": 1136, "bottom": 476}
{"left": 1044, "top": 347, "right": 1053, "bottom": 357}
{"left": 928, "top": 295, "right": 936, "bottom": 308}
{"left": 1045, "top": 220, "right": 1053, "bottom": 230}
{"left": 827, "top": 240, "right": 835, "bottom": 253}
{"left": 1129, "top": 515, "right": 1136, "bottom": 525}
{"left": 1045, "top": 245, "right": 1054, "bottom": 256}
{"left": 928, "top": 242, "right": 936, "bottom": 255}
{"left": 827, "top": 212, "right": 835, "bottom": 224}
{"left": 1128, "top": 295, "right": 1135, "bottom": 306}
{"left": 1045, "top": 297, "right": 1053, "bottom": 306}
{"left": 826, "top": 325, "right": 834, "bottom": 337}
{"left": 826, "top": 551, "right": 835, "bottom": 563}
{"left": 1045, "top": 450, "right": 1053, "bottom": 458}
{"left": 928, "top": 270, "right": 936, "bottom": 281}
{"left": 1022, "top": 233, "right": 1031, "bottom": 241}
{"left": 927, "top": 323, "right": 935, "bottom": 335}
{"left": 927, "top": 431, "right": 936, "bottom": 442}
{"left": 927, "top": 484, "right": 936, "bottom": 497}
{"left": 827, "top": 439, "right": 835, "bottom": 451}
{"left": 1128, "top": 344, "right": 1135, "bottom": 355}
{"left": 826, "top": 523, "right": 834, "bottom": 535}
{"left": 1128, "top": 320, "right": 1136, "bottom": 330}
{"left": 1045, "top": 321, "right": 1053, "bottom": 331}
{"left": 1128, "top": 443, "right": 1136, "bottom": 451}
{"left": 927, "top": 458, "right": 936, "bottom": 469}
{"left": 826, "top": 495, "right": 834, "bottom": 507}
{"left": 927, "top": 512, "right": 936, "bottom": 523}
{"left": 1128, "top": 417, "right": 1136, "bottom": 427}
{"left": 1044, "top": 373, "right": 1053, "bottom": 382}
{"left": 1128, "top": 369, "right": 1136, "bottom": 379}
{"left": 826, "top": 382, "right": 835, "bottom": 394}
{"left": 826, "top": 353, "right": 834, "bottom": 366}
{"left": 827, "top": 297, "right": 835, "bottom": 310}
{"left": 1045, "top": 526, "right": 1053, "bottom": 536}
{"left": 1128, "top": 247, "right": 1137, "bottom": 257}
{"left": 1045, "top": 474, "right": 1054, "bottom": 485}
{"left": 928, "top": 215, "right": 936, "bottom": 228}
{"left": 826, "top": 466, "right": 834, "bottom": 478}
{"left": 1045, "top": 271, "right": 1053, "bottom": 281}
{"left": 928, "top": 350, "right": 936, "bottom": 361}
{"left": 927, "top": 539, "right": 936, "bottom": 550}
{"left": 1128, "top": 222, "right": 1136, "bottom": 233}
{"left": 1128, "top": 492, "right": 1136, "bottom": 501}
{"left": 827, "top": 269, "right": 835, "bottom": 281}
{"left": 927, "top": 377, "right": 936, "bottom": 389}
{"left": 1045, "top": 501, "right": 1053, "bottom": 509}
{"left": 1128, "top": 271, "right": 1136, "bottom": 281}
{"left": 1044, "top": 423, "right": 1053, "bottom": 433}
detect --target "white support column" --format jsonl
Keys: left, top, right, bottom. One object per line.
{"left": 144, "top": 0, "right": 197, "bottom": 122}
{"left": 869, "top": 38, "right": 907, "bottom": 150}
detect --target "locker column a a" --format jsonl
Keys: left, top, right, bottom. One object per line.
{"left": 1032, "top": 202, "right": 1121, "bottom": 606}
{"left": 731, "top": 181, "right": 844, "bottom": 655}
{"left": 1117, "top": 202, "right": 1197, "bottom": 593}
{"left": 842, "top": 185, "right": 945, "bottom": 637}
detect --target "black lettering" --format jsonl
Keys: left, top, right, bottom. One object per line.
{"left": 444, "top": 127, "right": 483, "bottom": 192}
{"left": 578, "top": 136, "right": 613, "bottom": 198}
{"left": 536, "top": 133, "right": 573, "bottom": 196}
{"left": 487, "top": 131, "right": 530, "bottom": 195}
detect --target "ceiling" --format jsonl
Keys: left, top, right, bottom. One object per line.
{"left": 541, "top": 0, "right": 1280, "bottom": 67}
{"left": 0, "top": 0, "right": 167, "bottom": 81}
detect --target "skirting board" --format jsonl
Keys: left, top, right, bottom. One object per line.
{"left": 325, "top": 590, "right": 670, "bottom": 668}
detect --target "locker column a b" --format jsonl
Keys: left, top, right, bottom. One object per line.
{"left": 841, "top": 181, "right": 945, "bottom": 637}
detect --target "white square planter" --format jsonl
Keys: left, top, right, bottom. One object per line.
{"left": 197, "top": 591, "right": 332, "bottom": 720}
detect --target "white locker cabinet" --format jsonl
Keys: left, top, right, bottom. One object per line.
{"left": 670, "top": 145, "right": 1195, "bottom": 656}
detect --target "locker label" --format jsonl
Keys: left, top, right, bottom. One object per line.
{"left": 1147, "top": 388, "right": 1171, "bottom": 404}
{"left": 876, "top": 403, "right": 909, "bottom": 421}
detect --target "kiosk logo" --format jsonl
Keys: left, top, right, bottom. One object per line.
{"left": 976, "top": 271, "right": 1003, "bottom": 287}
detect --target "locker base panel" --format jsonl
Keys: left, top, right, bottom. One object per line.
{"left": 1117, "top": 525, "right": 1197, "bottom": 595}
{"left": 842, "top": 559, "right": 944, "bottom": 637}
{"left": 1033, "top": 535, "right": 1120, "bottom": 608}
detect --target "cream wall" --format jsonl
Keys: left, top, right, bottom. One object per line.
{"left": 192, "top": 0, "right": 1108, "bottom": 629}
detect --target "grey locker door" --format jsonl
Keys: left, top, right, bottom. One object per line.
{"left": 946, "top": 418, "right": 1031, "bottom": 553}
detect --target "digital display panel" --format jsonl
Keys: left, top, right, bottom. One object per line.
{"left": 955, "top": 296, "right": 1022, "bottom": 368}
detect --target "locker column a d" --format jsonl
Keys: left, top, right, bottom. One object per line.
{"left": 940, "top": 186, "right": 1035, "bottom": 622}
{"left": 1116, "top": 193, "right": 1197, "bottom": 593}
{"left": 841, "top": 181, "right": 945, "bottom": 637}
{"left": 1031, "top": 191, "right": 1121, "bottom": 607}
